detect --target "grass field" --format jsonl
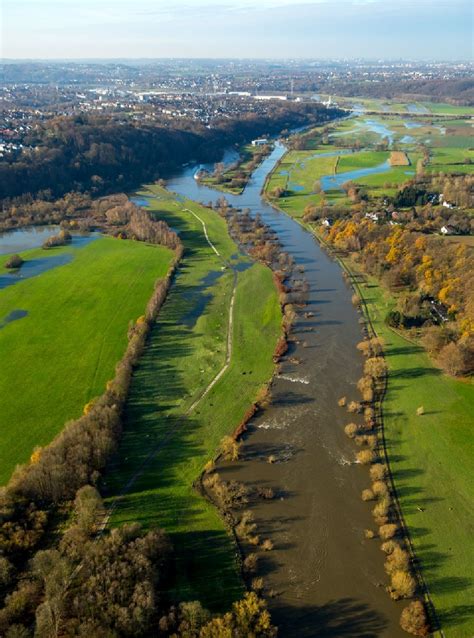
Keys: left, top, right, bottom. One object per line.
{"left": 0, "top": 236, "right": 173, "bottom": 484}
{"left": 104, "top": 187, "right": 282, "bottom": 610}
{"left": 351, "top": 274, "right": 474, "bottom": 638}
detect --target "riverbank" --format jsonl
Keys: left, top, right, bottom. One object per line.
{"left": 262, "top": 161, "right": 473, "bottom": 636}
{"left": 103, "top": 187, "right": 282, "bottom": 610}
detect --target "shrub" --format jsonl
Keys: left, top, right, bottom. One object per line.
{"left": 390, "top": 570, "right": 416, "bottom": 599}
{"left": 370, "top": 463, "right": 387, "bottom": 481}
{"left": 364, "top": 357, "right": 387, "bottom": 379}
{"left": 267, "top": 455, "right": 277, "bottom": 464}
{"left": 220, "top": 436, "right": 241, "bottom": 461}
{"left": 251, "top": 577, "right": 264, "bottom": 592}
{"left": 372, "top": 480, "right": 389, "bottom": 497}
{"left": 4, "top": 254, "right": 24, "bottom": 269}
{"left": 372, "top": 496, "right": 391, "bottom": 521}
{"left": 243, "top": 553, "right": 258, "bottom": 573}
{"left": 362, "top": 489, "right": 375, "bottom": 501}
{"left": 379, "top": 523, "right": 397, "bottom": 540}
{"left": 385, "top": 546, "right": 410, "bottom": 575}
{"left": 352, "top": 293, "right": 361, "bottom": 307}
{"left": 347, "top": 400, "right": 362, "bottom": 413}
{"left": 416, "top": 406, "right": 424, "bottom": 416}
{"left": 381, "top": 540, "right": 399, "bottom": 554}
{"left": 356, "top": 449, "right": 375, "bottom": 465}
{"left": 364, "top": 529, "right": 375, "bottom": 539}
{"left": 338, "top": 396, "right": 347, "bottom": 407}
{"left": 399, "top": 600, "right": 430, "bottom": 636}
{"left": 344, "top": 423, "right": 358, "bottom": 438}
{"left": 261, "top": 539, "right": 274, "bottom": 551}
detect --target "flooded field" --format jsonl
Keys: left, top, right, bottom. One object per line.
{"left": 166, "top": 144, "right": 406, "bottom": 636}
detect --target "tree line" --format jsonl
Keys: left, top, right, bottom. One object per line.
{"left": 323, "top": 215, "right": 473, "bottom": 376}
{"left": 0, "top": 103, "right": 341, "bottom": 202}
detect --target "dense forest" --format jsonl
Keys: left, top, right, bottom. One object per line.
{"left": 0, "top": 103, "right": 340, "bottom": 201}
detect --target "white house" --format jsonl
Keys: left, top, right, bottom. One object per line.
{"left": 321, "top": 218, "right": 332, "bottom": 227}
{"left": 365, "top": 212, "right": 379, "bottom": 222}
{"left": 251, "top": 138, "right": 269, "bottom": 146}
{"left": 440, "top": 225, "right": 456, "bottom": 235}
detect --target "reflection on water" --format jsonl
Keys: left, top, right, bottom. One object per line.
{"left": 0, "top": 225, "right": 61, "bottom": 255}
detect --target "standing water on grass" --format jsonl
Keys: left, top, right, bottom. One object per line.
{"left": 163, "top": 142, "right": 406, "bottom": 637}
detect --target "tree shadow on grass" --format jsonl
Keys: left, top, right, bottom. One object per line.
{"left": 439, "top": 603, "right": 474, "bottom": 629}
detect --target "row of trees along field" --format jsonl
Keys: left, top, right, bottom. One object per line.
{"left": 0, "top": 102, "right": 341, "bottom": 202}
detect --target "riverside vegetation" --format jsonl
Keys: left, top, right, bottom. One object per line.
{"left": 0, "top": 190, "right": 283, "bottom": 636}
{"left": 264, "top": 104, "right": 474, "bottom": 636}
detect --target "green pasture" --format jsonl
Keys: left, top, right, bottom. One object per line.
{"left": 0, "top": 236, "right": 173, "bottom": 484}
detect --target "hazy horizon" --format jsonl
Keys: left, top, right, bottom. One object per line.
{"left": 3, "top": 0, "right": 473, "bottom": 61}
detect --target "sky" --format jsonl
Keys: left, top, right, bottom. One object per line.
{"left": 2, "top": 0, "right": 473, "bottom": 61}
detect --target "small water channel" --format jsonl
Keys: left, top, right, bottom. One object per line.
{"left": 164, "top": 143, "right": 406, "bottom": 636}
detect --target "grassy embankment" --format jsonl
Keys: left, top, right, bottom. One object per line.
{"left": 0, "top": 236, "right": 173, "bottom": 484}
{"left": 263, "top": 143, "right": 474, "bottom": 636}
{"left": 104, "top": 186, "right": 282, "bottom": 611}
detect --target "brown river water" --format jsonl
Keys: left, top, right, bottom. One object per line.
{"left": 166, "top": 143, "right": 406, "bottom": 637}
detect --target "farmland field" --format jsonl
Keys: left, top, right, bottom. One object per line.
{"left": 104, "top": 187, "right": 282, "bottom": 609}
{"left": 0, "top": 236, "right": 173, "bottom": 483}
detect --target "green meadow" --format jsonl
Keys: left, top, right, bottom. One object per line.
{"left": 0, "top": 236, "right": 173, "bottom": 484}
{"left": 352, "top": 274, "right": 474, "bottom": 638}
{"left": 104, "top": 187, "right": 282, "bottom": 610}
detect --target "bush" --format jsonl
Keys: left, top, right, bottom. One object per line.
{"left": 220, "top": 435, "right": 241, "bottom": 461}
{"left": 381, "top": 540, "right": 399, "bottom": 554}
{"left": 261, "top": 539, "right": 274, "bottom": 551}
{"left": 416, "top": 406, "right": 424, "bottom": 416}
{"left": 364, "top": 357, "right": 387, "bottom": 379}
{"left": 370, "top": 463, "right": 387, "bottom": 481}
{"left": 338, "top": 396, "right": 347, "bottom": 407}
{"left": 356, "top": 449, "right": 375, "bottom": 465}
{"left": 344, "top": 423, "right": 358, "bottom": 438}
{"left": 379, "top": 523, "right": 397, "bottom": 540}
{"left": 243, "top": 553, "right": 258, "bottom": 573}
{"left": 390, "top": 570, "right": 416, "bottom": 599}
{"left": 372, "top": 480, "right": 389, "bottom": 497}
{"left": 385, "top": 546, "right": 410, "bottom": 575}
{"left": 4, "top": 254, "right": 23, "bottom": 269}
{"left": 364, "top": 529, "right": 375, "bottom": 539}
{"left": 362, "top": 489, "right": 375, "bottom": 501}
{"left": 372, "top": 496, "right": 391, "bottom": 521}
{"left": 347, "top": 400, "right": 362, "bottom": 413}
{"left": 399, "top": 600, "right": 430, "bottom": 636}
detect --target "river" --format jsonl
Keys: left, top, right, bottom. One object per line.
{"left": 166, "top": 143, "right": 405, "bottom": 636}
